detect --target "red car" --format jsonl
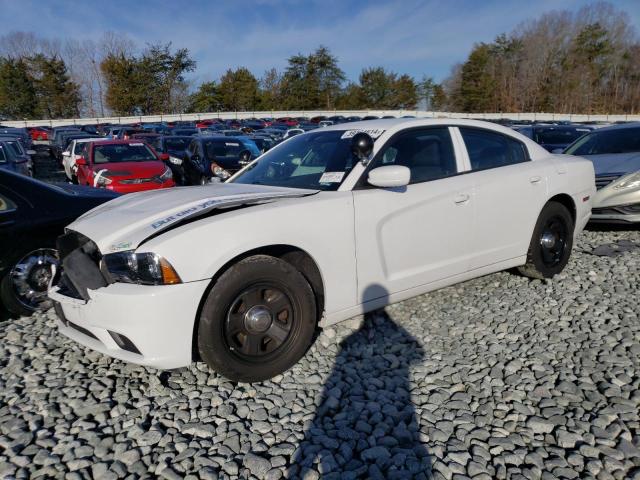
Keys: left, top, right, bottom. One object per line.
{"left": 75, "top": 140, "right": 175, "bottom": 194}
{"left": 28, "top": 127, "right": 50, "bottom": 141}
{"left": 275, "top": 117, "right": 299, "bottom": 127}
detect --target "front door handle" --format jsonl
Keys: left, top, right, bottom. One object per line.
{"left": 530, "top": 176, "right": 542, "bottom": 184}
{"left": 454, "top": 193, "right": 470, "bottom": 204}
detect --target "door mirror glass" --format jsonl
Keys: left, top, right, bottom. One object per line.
{"left": 368, "top": 165, "right": 411, "bottom": 188}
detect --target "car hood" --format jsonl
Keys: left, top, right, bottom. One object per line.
{"left": 584, "top": 152, "right": 640, "bottom": 175}
{"left": 56, "top": 183, "right": 120, "bottom": 199}
{"left": 68, "top": 183, "right": 317, "bottom": 253}
{"left": 90, "top": 160, "right": 166, "bottom": 178}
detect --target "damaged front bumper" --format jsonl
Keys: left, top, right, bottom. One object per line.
{"left": 50, "top": 230, "right": 209, "bottom": 369}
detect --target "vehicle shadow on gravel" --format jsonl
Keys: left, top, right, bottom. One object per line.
{"left": 288, "top": 285, "right": 431, "bottom": 479}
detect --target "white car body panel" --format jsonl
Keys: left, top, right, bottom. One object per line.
{"left": 52, "top": 119, "right": 595, "bottom": 369}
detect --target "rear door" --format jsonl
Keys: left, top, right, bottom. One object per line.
{"left": 455, "top": 127, "right": 547, "bottom": 269}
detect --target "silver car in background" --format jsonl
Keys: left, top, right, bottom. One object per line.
{"left": 564, "top": 123, "right": 640, "bottom": 223}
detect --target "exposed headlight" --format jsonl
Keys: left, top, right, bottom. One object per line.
{"left": 211, "top": 163, "right": 230, "bottom": 179}
{"left": 158, "top": 166, "right": 173, "bottom": 182}
{"left": 102, "top": 251, "right": 181, "bottom": 285}
{"left": 613, "top": 171, "right": 640, "bottom": 190}
{"left": 95, "top": 173, "right": 112, "bottom": 187}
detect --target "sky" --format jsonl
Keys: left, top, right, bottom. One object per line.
{"left": 1, "top": 0, "right": 639, "bottom": 85}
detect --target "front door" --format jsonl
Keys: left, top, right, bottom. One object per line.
{"left": 353, "top": 127, "right": 475, "bottom": 303}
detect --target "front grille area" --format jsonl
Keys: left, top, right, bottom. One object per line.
{"left": 595, "top": 173, "right": 623, "bottom": 190}
{"left": 56, "top": 230, "right": 108, "bottom": 300}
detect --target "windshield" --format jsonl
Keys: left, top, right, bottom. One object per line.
{"left": 165, "top": 138, "right": 189, "bottom": 151}
{"left": 93, "top": 143, "right": 157, "bottom": 164}
{"left": 536, "top": 128, "right": 589, "bottom": 145}
{"left": 6, "top": 141, "right": 24, "bottom": 156}
{"left": 239, "top": 138, "right": 261, "bottom": 156}
{"left": 204, "top": 140, "right": 242, "bottom": 160}
{"left": 230, "top": 130, "right": 359, "bottom": 191}
{"left": 565, "top": 127, "right": 640, "bottom": 155}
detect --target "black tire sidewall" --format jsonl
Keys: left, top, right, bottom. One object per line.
{"left": 528, "top": 202, "right": 574, "bottom": 278}
{"left": 198, "top": 255, "right": 317, "bottom": 382}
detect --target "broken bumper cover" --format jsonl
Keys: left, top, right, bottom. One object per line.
{"left": 590, "top": 203, "right": 640, "bottom": 224}
{"left": 50, "top": 280, "right": 210, "bottom": 369}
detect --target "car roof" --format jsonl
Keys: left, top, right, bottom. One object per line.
{"left": 586, "top": 121, "right": 640, "bottom": 133}
{"left": 89, "top": 139, "right": 149, "bottom": 147}
{"left": 321, "top": 118, "right": 550, "bottom": 159}
{"left": 74, "top": 137, "right": 110, "bottom": 143}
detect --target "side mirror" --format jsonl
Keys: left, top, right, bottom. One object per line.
{"left": 27, "top": 149, "right": 36, "bottom": 156}
{"left": 75, "top": 156, "right": 87, "bottom": 166}
{"left": 552, "top": 148, "right": 564, "bottom": 154}
{"left": 62, "top": 151, "right": 70, "bottom": 157}
{"left": 368, "top": 165, "right": 411, "bottom": 188}
{"left": 351, "top": 132, "right": 374, "bottom": 165}
{"left": 159, "top": 153, "right": 170, "bottom": 161}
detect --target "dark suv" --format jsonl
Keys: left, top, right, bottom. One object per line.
{"left": 181, "top": 136, "right": 255, "bottom": 185}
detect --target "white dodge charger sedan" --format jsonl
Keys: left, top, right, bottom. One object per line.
{"left": 49, "top": 119, "right": 595, "bottom": 382}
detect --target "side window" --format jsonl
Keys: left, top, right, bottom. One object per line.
{"left": 374, "top": 127, "right": 457, "bottom": 184}
{"left": 188, "top": 140, "right": 198, "bottom": 155}
{"left": 460, "top": 128, "right": 528, "bottom": 171}
{"left": 0, "top": 193, "right": 17, "bottom": 211}
{"left": 0, "top": 146, "right": 6, "bottom": 162}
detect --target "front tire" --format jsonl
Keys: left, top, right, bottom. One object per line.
{"left": 518, "top": 201, "right": 574, "bottom": 279}
{"left": 197, "top": 255, "right": 317, "bottom": 382}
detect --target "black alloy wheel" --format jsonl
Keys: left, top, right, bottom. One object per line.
{"left": 539, "top": 215, "right": 568, "bottom": 267}
{"left": 225, "top": 284, "right": 294, "bottom": 360}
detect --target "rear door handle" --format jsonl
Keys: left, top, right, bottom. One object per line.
{"left": 529, "top": 176, "right": 542, "bottom": 184}
{"left": 454, "top": 193, "right": 470, "bottom": 204}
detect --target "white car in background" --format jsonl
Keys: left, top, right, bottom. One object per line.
{"left": 62, "top": 137, "right": 109, "bottom": 183}
{"left": 49, "top": 119, "right": 595, "bottom": 382}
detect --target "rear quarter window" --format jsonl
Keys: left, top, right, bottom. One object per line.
{"left": 460, "top": 128, "right": 529, "bottom": 171}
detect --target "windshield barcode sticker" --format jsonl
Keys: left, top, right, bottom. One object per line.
{"left": 319, "top": 171, "right": 345, "bottom": 183}
{"left": 341, "top": 129, "right": 385, "bottom": 139}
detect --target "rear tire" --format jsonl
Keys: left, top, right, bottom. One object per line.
{"left": 197, "top": 255, "right": 317, "bottom": 382}
{"left": 518, "top": 201, "right": 574, "bottom": 279}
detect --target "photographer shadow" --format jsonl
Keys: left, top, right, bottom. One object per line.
{"left": 288, "top": 284, "right": 431, "bottom": 479}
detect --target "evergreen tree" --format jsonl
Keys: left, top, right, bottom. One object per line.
{"left": 29, "top": 54, "right": 81, "bottom": 118}
{"left": 0, "top": 58, "right": 37, "bottom": 119}
{"left": 187, "top": 81, "right": 221, "bottom": 112}
{"left": 218, "top": 67, "right": 259, "bottom": 111}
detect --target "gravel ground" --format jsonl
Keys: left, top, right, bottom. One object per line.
{"left": 1, "top": 154, "right": 638, "bottom": 479}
